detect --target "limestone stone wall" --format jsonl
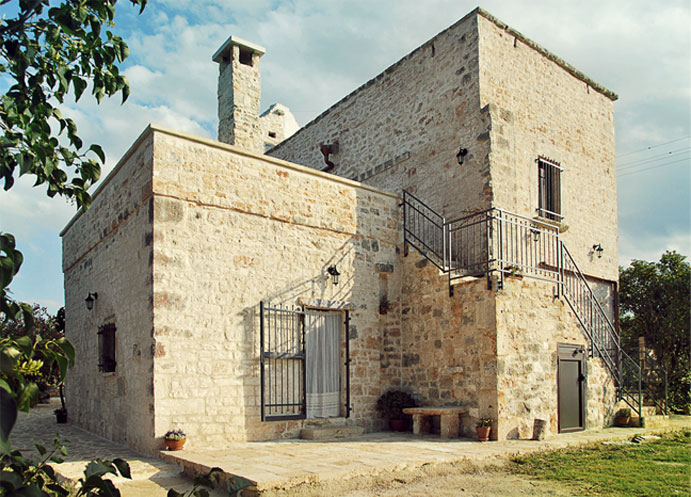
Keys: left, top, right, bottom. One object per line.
{"left": 217, "top": 45, "right": 264, "bottom": 153}
{"left": 61, "top": 132, "right": 157, "bottom": 453}
{"left": 400, "top": 256, "right": 498, "bottom": 437}
{"left": 495, "top": 277, "right": 616, "bottom": 440}
{"left": 269, "top": 12, "right": 491, "bottom": 220}
{"left": 149, "top": 127, "right": 402, "bottom": 447}
{"left": 477, "top": 14, "right": 618, "bottom": 283}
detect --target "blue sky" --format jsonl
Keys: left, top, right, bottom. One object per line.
{"left": 1, "top": 0, "right": 689, "bottom": 313}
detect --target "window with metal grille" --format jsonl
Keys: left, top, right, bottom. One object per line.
{"left": 259, "top": 302, "right": 350, "bottom": 421}
{"left": 98, "top": 323, "right": 116, "bottom": 373}
{"left": 537, "top": 157, "right": 563, "bottom": 221}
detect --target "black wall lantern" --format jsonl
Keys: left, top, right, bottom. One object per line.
{"left": 327, "top": 265, "right": 340, "bottom": 286}
{"left": 85, "top": 292, "right": 98, "bottom": 311}
{"left": 456, "top": 147, "right": 468, "bottom": 165}
{"left": 530, "top": 226, "right": 541, "bottom": 242}
{"left": 592, "top": 244, "right": 604, "bottom": 258}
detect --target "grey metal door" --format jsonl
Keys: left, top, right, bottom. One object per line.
{"left": 558, "top": 345, "right": 585, "bottom": 432}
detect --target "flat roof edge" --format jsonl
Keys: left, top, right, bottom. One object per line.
{"left": 60, "top": 124, "right": 400, "bottom": 237}
{"left": 476, "top": 8, "right": 618, "bottom": 101}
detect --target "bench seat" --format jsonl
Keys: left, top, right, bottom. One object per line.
{"left": 402, "top": 407, "right": 467, "bottom": 439}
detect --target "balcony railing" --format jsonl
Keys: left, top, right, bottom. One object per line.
{"left": 401, "top": 189, "right": 657, "bottom": 418}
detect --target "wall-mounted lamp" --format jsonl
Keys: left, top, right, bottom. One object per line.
{"left": 85, "top": 292, "right": 98, "bottom": 311}
{"left": 456, "top": 147, "right": 468, "bottom": 165}
{"left": 327, "top": 265, "right": 340, "bottom": 286}
{"left": 530, "top": 226, "right": 541, "bottom": 242}
{"left": 592, "top": 244, "right": 604, "bottom": 259}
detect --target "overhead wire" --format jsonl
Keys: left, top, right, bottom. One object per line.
{"left": 616, "top": 136, "right": 691, "bottom": 159}
{"left": 618, "top": 157, "right": 690, "bottom": 178}
{"left": 617, "top": 147, "right": 691, "bottom": 170}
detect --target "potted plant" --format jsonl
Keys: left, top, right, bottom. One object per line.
{"left": 379, "top": 296, "right": 390, "bottom": 315}
{"left": 614, "top": 408, "right": 631, "bottom": 427}
{"left": 476, "top": 418, "right": 492, "bottom": 441}
{"left": 54, "top": 384, "right": 67, "bottom": 424}
{"left": 376, "top": 390, "right": 417, "bottom": 431}
{"left": 164, "top": 429, "right": 186, "bottom": 450}
{"left": 503, "top": 265, "right": 522, "bottom": 279}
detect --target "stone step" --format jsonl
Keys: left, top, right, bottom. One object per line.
{"left": 629, "top": 415, "right": 670, "bottom": 429}
{"left": 299, "top": 425, "right": 365, "bottom": 440}
{"left": 641, "top": 415, "right": 670, "bottom": 429}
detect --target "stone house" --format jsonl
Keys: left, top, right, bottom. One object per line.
{"left": 61, "top": 8, "right": 631, "bottom": 454}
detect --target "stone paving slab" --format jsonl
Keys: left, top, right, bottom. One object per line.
{"left": 9, "top": 399, "right": 225, "bottom": 497}
{"left": 162, "top": 416, "right": 691, "bottom": 493}
{"left": 10, "top": 399, "right": 691, "bottom": 496}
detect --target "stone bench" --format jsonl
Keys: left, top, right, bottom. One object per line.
{"left": 402, "top": 407, "right": 467, "bottom": 439}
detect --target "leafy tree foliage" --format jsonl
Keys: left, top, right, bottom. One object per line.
{"left": 619, "top": 251, "right": 691, "bottom": 411}
{"left": 0, "top": 0, "right": 146, "bottom": 320}
{"left": 1, "top": 1, "right": 148, "bottom": 495}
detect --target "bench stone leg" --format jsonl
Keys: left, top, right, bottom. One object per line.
{"left": 440, "top": 414, "right": 460, "bottom": 439}
{"left": 412, "top": 414, "right": 433, "bottom": 434}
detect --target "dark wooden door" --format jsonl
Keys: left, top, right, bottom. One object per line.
{"left": 558, "top": 345, "right": 585, "bottom": 432}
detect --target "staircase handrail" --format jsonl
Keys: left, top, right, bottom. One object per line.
{"left": 560, "top": 243, "right": 619, "bottom": 369}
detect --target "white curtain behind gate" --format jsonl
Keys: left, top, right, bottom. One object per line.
{"left": 305, "top": 311, "right": 341, "bottom": 418}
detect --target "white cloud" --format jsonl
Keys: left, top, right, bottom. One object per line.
{"left": 1, "top": 0, "right": 689, "bottom": 309}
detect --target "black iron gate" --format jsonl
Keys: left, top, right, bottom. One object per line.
{"left": 259, "top": 302, "right": 351, "bottom": 421}
{"left": 260, "top": 302, "right": 306, "bottom": 421}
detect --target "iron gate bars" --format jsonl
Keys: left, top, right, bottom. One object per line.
{"left": 259, "top": 302, "right": 351, "bottom": 421}
{"left": 260, "top": 302, "right": 306, "bottom": 421}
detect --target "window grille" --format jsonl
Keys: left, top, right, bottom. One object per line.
{"left": 260, "top": 302, "right": 351, "bottom": 421}
{"left": 98, "top": 323, "right": 116, "bottom": 373}
{"left": 537, "top": 157, "right": 563, "bottom": 221}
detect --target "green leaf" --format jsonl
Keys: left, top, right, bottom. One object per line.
{"left": 167, "top": 489, "right": 184, "bottom": 497}
{"left": 0, "top": 389, "right": 17, "bottom": 442}
{"left": 112, "top": 458, "right": 132, "bottom": 479}
{"left": 73, "top": 77, "right": 87, "bottom": 101}
{"left": 18, "top": 152, "right": 34, "bottom": 175}
{"left": 35, "top": 443, "right": 47, "bottom": 456}
{"left": 84, "top": 460, "right": 115, "bottom": 479}
{"left": 55, "top": 338, "right": 76, "bottom": 365}
{"left": 0, "top": 469, "right": 22, "bottom": 488}
{"left": 0, "top": 379, "right": 12, "bottom": 394}
{"left": 17, "top": 382, "right": 39, "bottom": 412}
{"left": 227, "top": 475, "right": 254, "bottom": 494}
{"left": 89, "top": 144, "right": 105, "bottom": 163}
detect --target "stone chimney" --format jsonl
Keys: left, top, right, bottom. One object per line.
{"left": 213, "top": 36, "right": 265, "bottom": 153}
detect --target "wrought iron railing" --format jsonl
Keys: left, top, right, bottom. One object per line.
{"left": 627, "top": 346, "right": 669, "bottom": 415}
{"left": 401, "top": 190, "right": 653, "bottom": 419}
{"left": 403, "top": 190, "right": 447, "bottom": 270}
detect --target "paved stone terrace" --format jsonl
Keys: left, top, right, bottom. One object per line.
{"left": 11, "top": 399, "right": 691, "bottom": 496}
{"left": 10, "top": 398, "right": 225, "bottom": 496}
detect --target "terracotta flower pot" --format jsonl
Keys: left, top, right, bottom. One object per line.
{"left": 476, "top": 426, "right": 491, "bottom": 441}
{"left": 389, "top": 419, "right": 406, "bottom": 432}
{"left": 615, "top": 416, "right": 630, "bottom": 427}
{"left": 165, "top": 439, "right": 186, "bottom": 451}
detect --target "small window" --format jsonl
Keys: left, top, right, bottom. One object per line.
{"left": 239, "top": 48, "right": 253, "bottom": 66}
{"left": 98, "top": 323, "right": 116, "bottom": 373}
{"left": 268, "top": 131, "right": 277, "bottom": 139}
{"left": 537, "top": 157, "right": 563, "bottom": 221}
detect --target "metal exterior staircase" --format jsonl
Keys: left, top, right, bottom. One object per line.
{"left": 402, "top": 190, "right": 667, "bottom": 419}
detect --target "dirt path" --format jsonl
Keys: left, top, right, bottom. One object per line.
{"left": 260, "top": 460, "right": 577, "bottom": 497}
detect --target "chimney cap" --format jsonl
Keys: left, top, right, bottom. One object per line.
{"left": 212, "top": 35, "right": 266, "bottom": 63}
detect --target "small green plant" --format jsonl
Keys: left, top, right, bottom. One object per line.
{"left": 476, "top": 417, "right": 492, "bottom": 428}
{"left": 376, "top": 390, "right": 416, "bottom": 419}
{"left": 615, "top": 408, "right": 631, "bottom": 417}
{"left": 504, "top": 265, "right": 520, "bottom": 276}
{"left": 164, "top": 429, "right": 186, "bottom": 441}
